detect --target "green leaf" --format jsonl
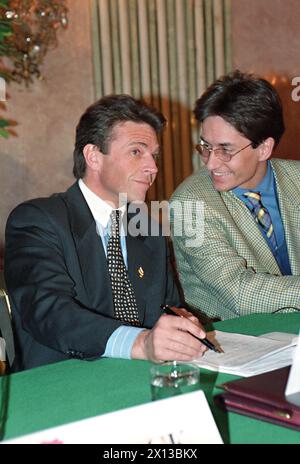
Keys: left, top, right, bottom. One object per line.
{"left": 0, "top": 127, "right": 9, "bottom": 138}
{"left": 0, "top": 0, "right": 8, "bottom": 10}
{"left": 0, "top": 119, "right": 9, "bottom": 127}
{"left": 0, "top": 21, "right": 12, "bottom": 29}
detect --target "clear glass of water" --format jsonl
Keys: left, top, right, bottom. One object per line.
{"left": 150, "top": 362, "right": 201, "bottom": 401}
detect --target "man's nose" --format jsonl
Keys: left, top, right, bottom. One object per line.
{"left": 205, "top": 149, "right": 222, "bottom": 170}
{"left": 143, "top": 153, "right": 159, "bottom": 174}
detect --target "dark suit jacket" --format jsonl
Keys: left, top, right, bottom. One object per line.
{"left": 4, "top": 183, "right": 179, "bottom": 371}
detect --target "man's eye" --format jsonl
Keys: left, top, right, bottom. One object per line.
{"left": 215, "top": 147, "right": 231, "bottom": 154}
{"left": 131, "top": 149, "right": 141, "bottom": 157}
{"left": 152, "top": 153, "right": 160, "bottom": 162}
{"left": 200, "top": 143, "right": 211, "bottom": 151}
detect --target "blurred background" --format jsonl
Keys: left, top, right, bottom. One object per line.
{"left": 1, "top": 0, "right": 300, "bottom": 264}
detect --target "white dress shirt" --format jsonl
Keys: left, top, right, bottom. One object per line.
{"left": 78, "top": 179, "right": 144, "bottom": 359}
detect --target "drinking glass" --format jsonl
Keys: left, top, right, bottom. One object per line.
{"left": 150, "top": 362, "right": 201, "bottom": 401}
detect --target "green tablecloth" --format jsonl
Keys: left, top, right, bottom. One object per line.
{"left": 1, "top": 313, "right": 300, "bottom": 443}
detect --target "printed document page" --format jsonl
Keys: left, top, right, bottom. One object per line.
{"left": 193, "top": 331, "right": 298, "bottom": 377}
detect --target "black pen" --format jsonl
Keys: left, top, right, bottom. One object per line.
{"left": 160, "top": 304, "right": 222, "bottom": 353}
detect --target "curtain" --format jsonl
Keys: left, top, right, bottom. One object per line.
{"left": 91, "top": 0, "right": 232, "bottom": 201}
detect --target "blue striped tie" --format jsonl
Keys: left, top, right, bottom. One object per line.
{"left": 243, "top": 191, "right": 277, "bottom": 250}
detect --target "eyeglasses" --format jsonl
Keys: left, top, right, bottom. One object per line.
{"left": 195, "top": 138, "right": 253, "bottom": 162}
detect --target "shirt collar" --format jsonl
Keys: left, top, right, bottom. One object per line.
{"left": 232, "top": 160, "right": 273, "bottom": 197}
{"left": 78, "top": 179, "right": 126, "bottom": 228}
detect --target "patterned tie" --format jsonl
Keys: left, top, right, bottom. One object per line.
{"left": 243, "top": 191, "right": 277, "bottom": 250}
{"left": 106, "top": 210, "right": 141, "bottom": 326}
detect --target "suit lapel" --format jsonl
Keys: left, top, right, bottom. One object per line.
{"left": 272, "top": 160, "right": 300, "bottom": 274}
{"left": 64, "top": 183, "right": 114, "bottom": 313}
{"left": 126, "top": 223, "right": 154, "bottom": 325}
{"left": 221, "top": 190, "right": 281, "bottom": 274}
{"left": 64, "top": 188, "right": 155, "bottom": 320}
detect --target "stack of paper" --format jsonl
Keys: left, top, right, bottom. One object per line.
{"left": 193, "top": 331, "right": 298, "bottom": 377}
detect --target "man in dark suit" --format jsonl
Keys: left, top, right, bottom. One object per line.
{"left": 5, "top": 95, "right": 206, "bottom": 371}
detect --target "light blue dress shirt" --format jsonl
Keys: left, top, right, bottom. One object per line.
{"left": 232, "top": 161, "right": 291, "bottom": 275}
{"left": 78, "top": 179, "right": 144, "bottom": 359}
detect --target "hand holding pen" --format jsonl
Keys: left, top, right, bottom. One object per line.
{"left": 160, "top": 304, "right": 223, "bottom": 354}
{"left": 132, "top": 303, "right": 210, "bottom": 362}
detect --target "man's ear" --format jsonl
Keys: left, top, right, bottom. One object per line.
{"left": 83, "top": 144, "right": 101, "bottom": 171}
{"left": 258, "top": 137, "right": 275, "bottom": 161}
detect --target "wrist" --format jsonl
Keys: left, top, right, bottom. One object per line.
{"left": 131, "top": 329, "right": 149, "bottom": 359}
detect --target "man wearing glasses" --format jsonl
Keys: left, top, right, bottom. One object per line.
{"left": 170, "top": 70, "right": 300, "bottom": 321}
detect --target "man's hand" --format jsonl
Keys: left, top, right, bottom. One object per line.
{"left": 131, "top": 308, "right": 207, "bottom": 362}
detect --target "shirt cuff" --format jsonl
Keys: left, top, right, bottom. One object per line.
{"left": 103, "top": 325, "right": 145, "bottom": 359}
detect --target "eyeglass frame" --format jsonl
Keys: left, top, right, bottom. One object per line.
{"left": 195, "top": 137, "right": 255, "bottom": 163}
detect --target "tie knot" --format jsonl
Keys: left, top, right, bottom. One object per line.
{"left": 109, "top": 210, "right": 121, "bottom": 237}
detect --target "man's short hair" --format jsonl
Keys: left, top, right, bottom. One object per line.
{"left": 194, "top": 70, "right": 285, "bottom": 148}
{"left": 73, "top": 94, "right": 166, "bottom": 179}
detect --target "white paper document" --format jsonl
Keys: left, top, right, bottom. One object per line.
{"left": 3, "top": 391, "right": 223, "bottom": 444}
{"left": 193, "top": 331, "right": 298, "bottom": 377}
{"left": 285, "top": 331, "right": 300, "bottom": 407}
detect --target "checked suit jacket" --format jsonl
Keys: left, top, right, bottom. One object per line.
{"left": 170, "top": 158, "right": 300, "bottom": 320}
{"left": 4, "top": 182, "right": 179, "bottom": 371}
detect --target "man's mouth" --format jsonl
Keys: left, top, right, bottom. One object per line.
{"left": 211, "top": 171, "right": 231, "bottom": 177}
{"left": 134, "top": 179, "right": 151, "bottom": 185}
